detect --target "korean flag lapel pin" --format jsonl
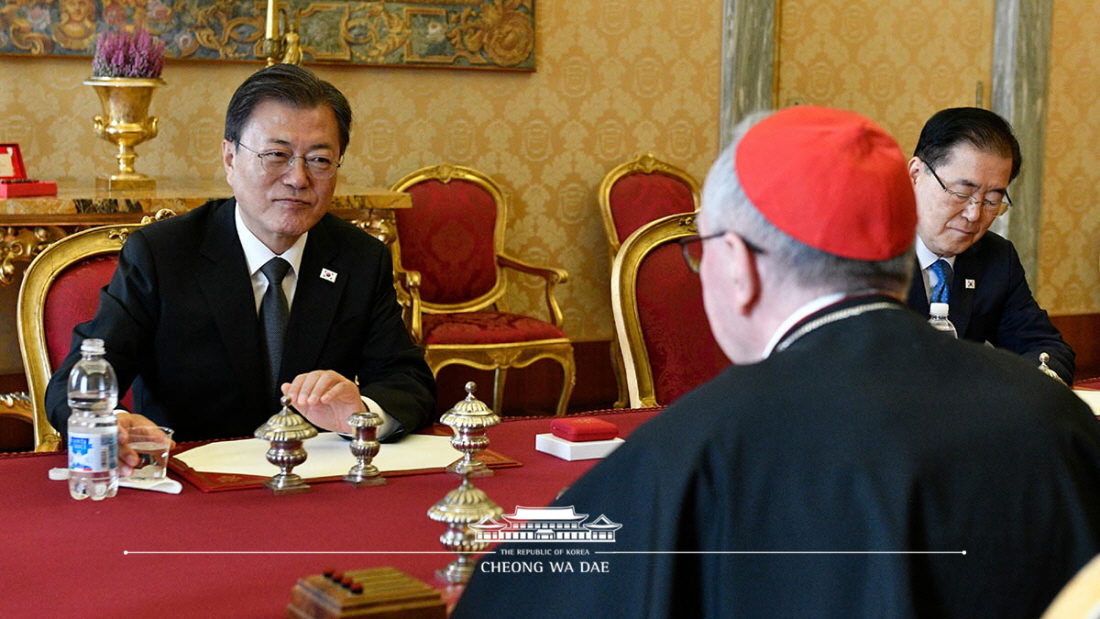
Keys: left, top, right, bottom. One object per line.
{"left": 320, "top": 268, "right": 338, "bottom": 283}
{"left": 964, "top": 278, "right": 976, "bottom": 289}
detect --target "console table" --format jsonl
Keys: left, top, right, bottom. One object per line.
{"left": 0, "top": 179, "right": 411, "bottom": 286}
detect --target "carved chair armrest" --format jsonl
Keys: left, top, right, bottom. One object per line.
{"left": 393, "top": 267, "right": 424, "bottom": 343}
{"left": 0, "top": 392, "right": 31, "bottom": 419}
{"left": 498, "top": 253, "right": 569, "bottom": 328}
{"left": 0, "top": 391, "right": 42, "bottom": 452}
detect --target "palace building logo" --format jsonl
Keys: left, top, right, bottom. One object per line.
{"left": 470, "top": 506, "right": 622, "bottom": 543}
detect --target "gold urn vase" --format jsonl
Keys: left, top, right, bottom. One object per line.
{"left": 84, "top": 76, "right": 165, "bottom": 191}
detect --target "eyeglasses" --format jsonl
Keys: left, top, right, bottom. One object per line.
{"left": 236, "top": 141, "right": 342, "bottom": 180}
{"left": 921, "top": 159, "right": 1012, "bottom": 216}
{"left": 678, "top": 231, "right": 766, "bottom": 274}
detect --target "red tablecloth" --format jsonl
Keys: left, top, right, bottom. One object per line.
{"left": 1074, "top": 376, "right": 1100, "bottom": 391}
{"left": 0, "top": 409, "right": 659, "bottom": 618}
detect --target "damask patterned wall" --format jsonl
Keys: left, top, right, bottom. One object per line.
{"left": 1039, "top": 0, "right": 1100, "bottom": 314}
{"left": 0, "top": 0, "right": 722, "bottom": 376}
{"left": 777, "top": 0, "right": 995, "bottom": 160}
{"left": 777, "top": 0, "right": 1100, "bottom": 317}
{"left": 1, "top": 0, "right": 1095, "bottom": 378}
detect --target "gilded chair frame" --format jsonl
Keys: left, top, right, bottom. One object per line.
{"left": 0, "top": 392, "right": 33, "bottom": 452}
{"left": 611, "top": 213, "right": 699, "bottom": 408}
{"left": 390, "top": 164, "right": 575, "bottom": 416}
{"left": 17, "top": 223, "right": 143, "bottom": 451}
{"left": 597, "top": 152, "right": 701, "bottom": 256}
{"left": 598, "top": 153, "right": 700, "bottom": 407}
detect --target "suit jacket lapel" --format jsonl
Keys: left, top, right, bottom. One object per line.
{"left": 282, "top": 216, "right": 346, "bottom": 380}
{"left": 949, "top": 245, "right": 978, "bottom": 338}
{"left": 195, "top": 199, "right": 268, "bottom": 405}
{"left": 908, "top": 259, "right": 929, "bottom": 316}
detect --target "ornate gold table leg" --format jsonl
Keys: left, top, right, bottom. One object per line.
{"left": 351, "top": 209, "right": 398, "bottom": 246}
{"left": 1, "top": 226, "right": 67, "bottom": 286}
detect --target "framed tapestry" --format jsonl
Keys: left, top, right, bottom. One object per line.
{"left": 0, "top": 0, "right": 535, "bottom": 71}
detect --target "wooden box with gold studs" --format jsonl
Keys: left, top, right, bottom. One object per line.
{"left": 287, "top": 566, "right": 446, "bottom": 619}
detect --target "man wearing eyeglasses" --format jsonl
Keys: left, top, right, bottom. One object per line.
{"left": 906, "top": 107, "right": 1074, "bottom": 383}
{"left": 45, "top": 65, "right": 435, "bottom": 462}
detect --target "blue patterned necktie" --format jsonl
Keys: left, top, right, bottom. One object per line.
{"left": 929, "top": 259, "right": 952, "bottom": 305}
{"left": 259, "top": 257, "right": 291, "bottom": 397}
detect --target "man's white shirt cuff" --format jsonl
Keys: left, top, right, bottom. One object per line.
{"left": 362, "top": 396, "right": 398, "bottom": 440}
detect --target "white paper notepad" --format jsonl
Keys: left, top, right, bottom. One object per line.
{"left": 1074, "top": 389, "right": 1100, "bottom": 418}
{"left": 174, "top": 432, "right": 458, "bottom": 479}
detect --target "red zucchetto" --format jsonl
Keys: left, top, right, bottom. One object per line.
{"left": 735, "top": 106, "right": 916, "bottom": 261}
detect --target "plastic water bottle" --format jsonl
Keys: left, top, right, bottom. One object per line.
{"left": 928, "top": 302, "right": 958, "bottom": 338}
{"left": 67, "top": 338, "right": 119, "bottom": 501}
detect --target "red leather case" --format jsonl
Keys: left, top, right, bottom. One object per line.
{"left": 0, "top": 143, "right": 57, "bottom": 198}
{"left": 549, "top": 418, "right": 619, "bottom": 442}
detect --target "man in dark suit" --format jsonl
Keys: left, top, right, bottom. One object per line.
{"left": 46, "top": 65, "right": 435, "bottom": 469}
{"left": 451, "top": 107, "right": 1100, "bottom": 618}
{"left": 905, "top": 107, "right": 1074, "bottom": 383}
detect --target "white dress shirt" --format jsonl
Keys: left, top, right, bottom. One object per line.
{"left": 233, "top": 206, "right": 397, "bottom": 438}
{"left": 915, "top": 236, "right": 956, "bottom": 303}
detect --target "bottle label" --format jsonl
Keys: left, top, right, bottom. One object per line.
{"left": 68, "top": 432, "right": 118, "bottom": 472}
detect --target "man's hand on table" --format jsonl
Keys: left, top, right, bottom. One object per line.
{"left": 282, "top": 370, "right": 365, "bottom": 435}
{"left": 116, "top": 412, "right": 177, "bottom": 477}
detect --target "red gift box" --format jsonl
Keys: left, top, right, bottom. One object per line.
{"left": 0, "top": 143, "right": 57, "bottom": 198}
{"left": 550, "top": 417, "right": 619, "bottom": 442}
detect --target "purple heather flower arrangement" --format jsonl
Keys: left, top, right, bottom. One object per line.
{"left": 92, "top": 28, "right": 166, "bottom": 79}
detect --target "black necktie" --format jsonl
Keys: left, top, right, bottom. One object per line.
{"left": 259, "top": 257, "right": 291, "bottom": 397}
{"left": 929, "top": 259, "right": 952, "bottom": 305}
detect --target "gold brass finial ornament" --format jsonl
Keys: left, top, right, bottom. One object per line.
{"left": 428, "top": 382, "right": 503, "bottom": 584}
{"left": 254, "top": 395, "right": 318, "bottom": 494}
{"left": 1038, "top": 353, "right": 1065, "bottom": 384}
{"left": 343, "top": 409, "right": 386, "bottom": 487}
{"left": 439, "top": 381, "right": 500, "bottom": 478}
{"left": 262, "top": 0, "right": 303, "bottom": 66}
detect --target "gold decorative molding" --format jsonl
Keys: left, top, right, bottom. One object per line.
{"left": 0, "top": 390, "right": 30, "bottom": 412}
{"left": 140, "top": 208, "right": 180, "bottom": 225}
{"left": 0, "top": 226, "right": 67, "bottom": 286}
{"left": 675, "top": 214, "right": 697, "bottom": 228}
{"left": 433, "top": 163, "right": 459, "bottom": 184}
{"left": 350, "top": 210, "right": 398, "bottom": 246}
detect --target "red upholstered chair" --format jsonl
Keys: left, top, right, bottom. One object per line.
{"left": 390, "top": 164, "right": 575, "bottom": 416}
{"left": 598, "top": 153, "right": 701, "bottom": 255}
{"left": 598, "top": 153, "right": 700, "bottom": 406}
{"left": 17, "top": 221, "right": 161, "bottom": 451}
{"left": 611, "top": 213, "right": 729, "bottom": 407}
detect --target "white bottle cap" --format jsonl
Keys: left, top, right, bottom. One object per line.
{"left": 80, "top": 338, "right": 105, "bottom": 355}
{"left": 929, "top": 302, "right": 950, "bottom": 317}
